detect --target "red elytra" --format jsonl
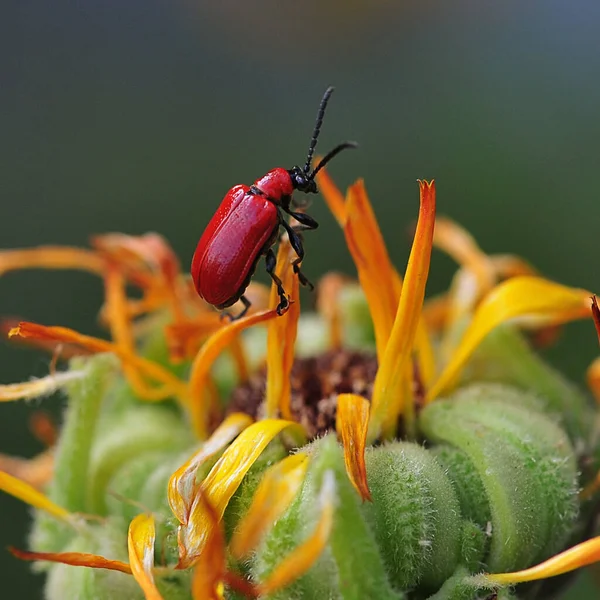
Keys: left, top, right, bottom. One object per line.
{"left": 191, "top": 87, "right": 357, "bottom": 320}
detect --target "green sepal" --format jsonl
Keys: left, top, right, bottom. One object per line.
{"left": 425, "top": 567, "right": 516, "bottom": 600}
{"left": 362, "top": 442, "right": 463, "bottom": 593}
{"left": 419, "top": 385, "right": 579, "bottom": 572}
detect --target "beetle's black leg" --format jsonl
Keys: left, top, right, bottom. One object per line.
{"left": 280, "top": 219, "right": 314, "bottom": 291}
{"left": 220, "top": 295, "right": 251, "bottom": 322}
{"left": 265, "top": 248, "right": 289, "bottom": 315}
{"left": 283, "top": 209, "right": 319, "bottom": 231}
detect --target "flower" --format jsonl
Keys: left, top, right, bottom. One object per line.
{"left": 0, "top": 172, "right": 599, "bottom": 600}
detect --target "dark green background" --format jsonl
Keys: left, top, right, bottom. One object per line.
{"left": 1, "top": 1, "right": 599, "bottom": 597}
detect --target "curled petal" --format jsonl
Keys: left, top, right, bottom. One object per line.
{"left": 188, "top": 308, "right": 282, "bottom": 439}
{"left": 258, "top": 470, "right": 336, "bottom": 596}
{"left": 369, "top": 180, "right": 436, "bottom": 440}
{"left": 314, "top": 164, "right": 347, "bottom": 226}
{"left": 266, "top": 240, "right": 300, "bottom": 419}
{"left": 9, "top": 547, "right": 131, "bottom": 574}
{"left": 0, "top": 370, "right": 87, "bottom": 402}
{"left": 9, "top": 322, "right": 188, "bottom": 402}
{"left": 168, "top": 412, "right": 253, "bottom": 525}
{"left": 485, "top": 536, "right": 600, "bottom": 584}
{"left": 335, "top": 394, "right": 371, "bottom": 501}
{"left": 0, "top": 247, "right": 104, "bottom": 276}
{"left": 427, "top": 277, "right": 594, "bottom": 402}
{"left": 178, "top": 419, "right": 302, "bottom": 568}
{"left": 230, "top": 453, "right": 309, "bottom": 559}
{"left": 0, "top": 470, "right": 73, "bottom": 523}
{"left": 433, "top": 216, "right": 495, "bottom": 297}
{"left": 0, "top": 450, "right": 54, "bottom": 490}
{"left": 128, "top": 514, "right": 163, "bottom": 600}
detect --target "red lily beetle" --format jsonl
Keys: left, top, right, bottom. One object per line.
{"left": 191, "top": 86, "right": 357, "bottom": 319}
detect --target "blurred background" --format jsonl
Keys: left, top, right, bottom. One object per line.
{"left": 1, "top": 0, "right": 599, "bottom": 597}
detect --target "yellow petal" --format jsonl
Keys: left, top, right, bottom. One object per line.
{"left": 230, "top": 453, "right": 309, "bottom": 559}
{"left": 188, "top": 308, "right": 282, "bottom": 439}
{"left": 168, "top": 412, "right": 253, "bottom": 525}
{"left": 335, "top": 394, "right": 371, "bottom": 501}
{"left": 427, "top": 276, "right": 593, "bottom": 402}
{"left": 258, "top": 469, "right": 336, "bottom": 596}
{"left": 369, "top": 180, "right": 436, "bottom": 440}
{"left": 9, "top": 547, "right": 132, "bottom": 574}
{"left": 314, "top": 164, "right": 347, "bottom": 226}
{"left": 9, "top": 322, "right": 188, "bottom": 401}
{"left": 128, "top": 514, "right": 163, "bottom": 600}
{"left": 177, "top": 419, "right": 302, "bottom": 568}
{"left": 0, "top": 470, "right": 73, "bottom": 522}
{"left": 343, "top": 179, "right": 401, "bottom": 362}
{"left": 0, "top": 247, "right": 104, "bottom": 276}
{"left": 0, "top": 370, "right": 87, "bottom": 402}
{"left": 485, "top": 536, "right": 600, "bottom": 584}
{"left": 266, "top": 240, "right": 300, "bottom": 419}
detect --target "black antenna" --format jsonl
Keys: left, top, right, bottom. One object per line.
{"left": 303, "top": 86, "right": 336, "bottom": 174}
{"left": 309, "top": 141, "right": 358, "bottom": 180}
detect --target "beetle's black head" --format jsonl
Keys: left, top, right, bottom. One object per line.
{"left": 289, "top": 166, "right": 318, "bottom": 194}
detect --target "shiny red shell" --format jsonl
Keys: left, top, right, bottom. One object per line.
{"left": 191, "top": 168, "right": 294, "bottom": 308}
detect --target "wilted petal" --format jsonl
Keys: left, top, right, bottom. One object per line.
{"left": 258, "top": 469, "right": 336, "bottom": 596}
{"left": 427, "top": 276, "right": 593, "bottom": 402}
{"left": 230, "top": 452, "right": 309, "bottom": 559}
{"left": 0, "top": 247, "right": 104, "bottom": 276}
{"left": 335, "top": 394, "right": 371, "bottom": 501}
{"left": 9, "top": 547, "right": 132, "bottom": 574}
{"left": 266, "top": 240, "right": 300, "bottom": 419}
{"left": 485, "top": 536, "right": 600, "bottom": 584}
{"left": 168, "top": 412, "right": 253, "bottom": 525}
{"left": 188, "top": 308, "right": 282, "bottom": 439}
{"left": 0, "top": 470, "right": 73, "bottom": 522}
{"left": 369, "top": 180, "right": 436, "bottom": 440}
{"left": 128, "top": 514, "right": 163, "bottom": 600}
{"left": 592, "top": 296, "right": 600, "bottom": 345}
{"left": 178, "top": 419, "right": 302, "bottom": 568}
{"left": 344, "top": 180, "right": 400, "bottom": 362}
{"left": 9, "top": 322, "right": 188, "bottom": 402}
{"left": 0, "top": 370, "right": 87, "bottom": 402}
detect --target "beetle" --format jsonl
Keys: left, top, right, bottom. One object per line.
{"left": 191, "top": 86, "right": 357, "bottom": 320}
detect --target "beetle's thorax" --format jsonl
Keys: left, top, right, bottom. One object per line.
{"left": 253, "top": 168, "right": 294, "bottom": 205}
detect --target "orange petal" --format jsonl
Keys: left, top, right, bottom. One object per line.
{"left": 178, "top": 419, "right": 301, "bottom": 568}
{"left": 369, "top": 180, "right": 436, "bottom": 440}
{"left": 0, "top": 450, "right": 54, "bottom": 490}
{"left": 9, "top": 322, "right": 188, "bottom": 402}
{"left": 0, "top": 370, "right": 87, "bottom": 402}
{"left": 335, "top": 394, "right": 371, "bottom": 501}
{"left": 316, "top": 272, "right": 354, "bottom": 349}
{"left": 188, "top": 308, "right": 282, "bottom": 439}
{"left": 190, "top": 489, "right": 227, "bottom": 600}
{"left": 0, "top": 470, "right": 73, "bottom": 522}
{"left": 168, "top": 412, "right": 253, "bottom": 526}
{"left": 265, "top": 240, "right": 300, "bottom": 419}
{"left": 488, "top": 253, "right": 538, "bottom": 280}
{"left": 433, "top": 216, "right": 495, "bottom": 298}
{"left": 164, "top": 314, "right": 223, "bottom": 362}
{"left": 592, "top": 295, "right": 600, "bottom": 345}
{"left": 258, "top": 470, "right": 336, "bottom": 596}
{"left": 128, "top": 514, "right": 163, "bottom": 600}
{"left": 9, "top": 547, "right": 132, "bottom": 574}
{"left": 314, "top": 164, "right": 347, "bottom": 226}
{"left": 485, "top": 536, "right": 600, "bottom": 584}
{"left": 30, "top": 411, "right": 58, "bottom": 446}
{"left": 230, "top": 452, "right": 309, "bottom": 559}
{"left": 587, "top": 357, "right": 600, "bottom": 405}
{"left": 427, "top": 276, "right": 593, "bottom": 402}
{"left": 0, "top": 247, "right": 104, "bottom": 276}
{"left": 344, "top": 179, "right": 401, "bottom": 362}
